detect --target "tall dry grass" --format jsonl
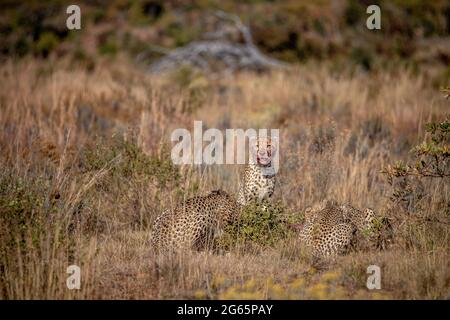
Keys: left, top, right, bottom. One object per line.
{"left": 0, "top": 57, "right": 448, "bottom": 299}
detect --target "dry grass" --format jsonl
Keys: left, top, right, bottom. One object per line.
{"left": 0, "top": 57, "right": 448, "bottom": 299}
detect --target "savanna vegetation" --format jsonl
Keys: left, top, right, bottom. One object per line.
{"left": 0, "top": 0, "right": 449, "bottom": 299}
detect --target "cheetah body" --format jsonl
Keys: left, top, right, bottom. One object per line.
{"left": 237, "top": 164, "right": 276, "bottom": 205}
{"left": 237, "top": 136, "right": 277, "bottom": 205}
{"left": 151, "top": 190, "right": 240, "bottom": 251}
{"left": 299, "top": 200, "right": 376, "bottom": 256}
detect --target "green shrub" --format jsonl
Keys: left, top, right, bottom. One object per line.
{"left": 344, "top": 0, "right": 364, "bottom": 26}
{"left": 98, "top": 35, "right": 119, "bottom": 56}
{"left": 35, "top": 31, "right": 59, "bottom": 56}
{"left": 218, "top": 200, "right": 294, "bottom": 249}
{"left": 351, "top": 47, "right": 373, "bottom": 71}
{"left": 383, "top": 116, "right": 449, "bottom": 180}
{"left": 82, "top": 135, "right": 180, "bottom": 189}
{"left": 382, "top": 114, "right": 449, "bottom": 211}
{"left": 128, "top": 1, "right": 151, "bottom": 26}
{"left": 0, "top": 172, "right": 56, "bottom": 253}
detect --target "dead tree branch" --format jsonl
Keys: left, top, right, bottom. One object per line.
{"left": 146, "top": 10, "right": 288, "bottom": 73}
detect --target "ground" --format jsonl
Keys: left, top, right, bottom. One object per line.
{"left": 0, "top": 56, "right": 448, "bottom": 299}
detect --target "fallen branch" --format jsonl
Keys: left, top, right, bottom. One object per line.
{"left": 146, "top": 11, "right": 288, "bottom": 73}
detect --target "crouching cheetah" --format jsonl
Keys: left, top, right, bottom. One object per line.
{"left": 150, "top": 190, "right": 240, "bottom": 251}
{"left": 237, "top": 136, "right": 278, "bottom": 205}
{"left": 299, "top": 200, "right": 377, "bottom": 257}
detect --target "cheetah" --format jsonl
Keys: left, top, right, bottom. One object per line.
{"left": 299, "top": 200, "right": 377, "bottom": 257}
{"left": 150, "top": 190, "right": 240, "bottom": 251}
{"left": 237, "top": 136, "right": 278, "bottom": 206}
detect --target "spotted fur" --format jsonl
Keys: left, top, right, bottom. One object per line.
{"left": 299, "top": 200, "right": 377, "bottom": 257}
{"left": 150, "top": 190, "right": 240, "bottom": 251}
{"left": 237, "top": 136, "right": 277, "bottom": 205}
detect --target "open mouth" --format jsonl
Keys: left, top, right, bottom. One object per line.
{"left": 257, "top": 156, "right": 272, "bottom": 167}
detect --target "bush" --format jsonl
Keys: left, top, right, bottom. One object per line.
{"left": 217, "top": 200, "right": 294, "bottom": 249}
{"left": 81, "top": 134, "right": 181, "bottom": 189}
{"left": 0, "top": 173, "right": 50, "bottom": 249}
{"left": 382, "top": 115, "right": 449, "bottom": 211}
{"left": 35, "top": 31, "right": 59, "bottom": 56}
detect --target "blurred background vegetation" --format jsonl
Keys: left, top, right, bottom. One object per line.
{"left": 0, "top": 0, "right": 449, "bottom": 300}
{"left": 0, "top": 0, "right": 449, "bottom": 83}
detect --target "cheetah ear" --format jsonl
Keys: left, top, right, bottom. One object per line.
{"left": 210, "top": 189, "right": 226, "bottom": 196}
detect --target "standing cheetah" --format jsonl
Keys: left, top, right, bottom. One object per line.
{"left": 299, "top": 200, "right": 377, "bottom": 257}
{"left": 150, "top": 190, "right": 240, "bottom": 251}
{"left": 237, "top": 136, "right": 278, "bottom": 205}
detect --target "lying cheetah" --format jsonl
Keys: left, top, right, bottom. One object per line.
{"left": 237, "top": 136, "right": 278, "bottom": 205}
{"left": 299, "top": 200, "right": 377, "bottom": 257}
{"left": 150, "top": 190, "right": 240, "bottom": 251}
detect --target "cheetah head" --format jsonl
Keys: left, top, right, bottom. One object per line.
{"left": 208, "top": 189, "right": 240, "bottom": 222}
{"left": 249, "top": 136, "right": 278, "bottom": 167}
{"left": 209, "top": 189, "right": 229, "bottom": 197}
